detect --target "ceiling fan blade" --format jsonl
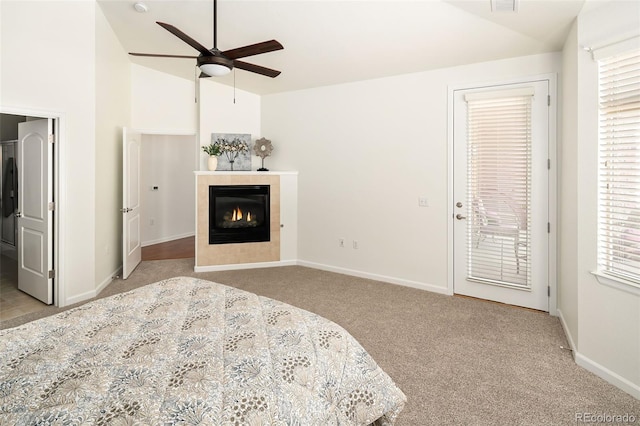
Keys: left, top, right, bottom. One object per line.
{"left": 129, "top": 53, "right": 197, "bottom": 59}
{"left": 234, "top": 60, "right": 281, "bottom": 78}
{"left": 156, "top": 21, "right": 212, "bottom": 56}
{"left": 222, "top": 40, "right": 283, "bottom": 60}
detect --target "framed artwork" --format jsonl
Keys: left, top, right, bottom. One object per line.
{"left": 211, "top": 133, "right": 251, "bottom": 171}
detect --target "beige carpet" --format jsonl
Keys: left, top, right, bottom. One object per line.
{"left": 2, "top": 259, "right": 639, "bottom": 424}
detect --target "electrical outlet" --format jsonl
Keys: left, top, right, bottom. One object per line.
{"left": 419, "top": 197, "right": 429, "bottom": 207}
{"left": 353, "top": 240, "right": 359, "bottom": 249}
{"left": 339, "top": 238, "right": 345, "bottom": 248}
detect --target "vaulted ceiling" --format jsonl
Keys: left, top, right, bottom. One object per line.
{"left": 98, "top": 0, "right": 586, "bottom": 95}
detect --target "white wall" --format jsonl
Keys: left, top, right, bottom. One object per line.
{"left": 95, "top": 4, "right": 131, "bottom": 291}
{"left": 131, "top": 64, "right": 197, "bottom": 133}
{"left": 262, "top": 53, "right": 561, "bottom": 293}
{"left": 141, "top": 134, "right": 196, "bottom": 246}
{"left": 568, "top": 0, "right": 640, "bottom": 397}
{"left": 1, "top": 0, "right": 97, "bottom": 304}
{"left": 198, "top": 79, "right": 262, "bottom": 171}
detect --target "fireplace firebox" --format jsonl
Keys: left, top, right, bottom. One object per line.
{"left": 209, "top": 185, "right": 270, "bottom": 244}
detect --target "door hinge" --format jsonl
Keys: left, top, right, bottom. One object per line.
{"left": 48, "top": 134, "right": 55, "bottom": 144}
{"left": 48, "top": 201, "right": 55, "bottom": 211}
{"left": 547, "top": 95, "right": 551, "bottom": 106}
{"left": 548, "top": 286, "right": 551, "bottom": 297}
{"left": 48, "top": 270, "right": 55, "bottom": 279}
{"left": 548, "top": 222, "right": 551, "bottom": 233}
{"left": 547, "top": 159, "right": 551, "bottom": 170}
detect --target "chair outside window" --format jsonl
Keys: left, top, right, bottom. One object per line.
{"left": 471, "top": 192, "right": 528, "bottom": 281}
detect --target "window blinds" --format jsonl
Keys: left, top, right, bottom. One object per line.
{"left": 597, "top": 47, "right": 640, "bottom": 284}
{"left": 466, "top": 91, "right": 533, "bottom": 289}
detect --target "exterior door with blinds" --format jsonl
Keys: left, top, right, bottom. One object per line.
{"left": 453, "top": 80, "right": 549, "bottom": 311}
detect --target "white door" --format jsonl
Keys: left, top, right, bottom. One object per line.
{"left": 122, "top": 128, "right": 142, "bottom": 279}
{"left": 17, "top": 119, "right": 53, "bottom": 304}
{"left": 453, "top": 81, "right": 549, "bottom": 311}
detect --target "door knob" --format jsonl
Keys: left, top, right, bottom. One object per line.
{"left": 456, "top": 214, "right": 466, "bottom": 220}
{"left": 15, "top": 211, "right": 22, "bottom": 218}
{"left": 456, "top": 202, "right": 463, "bottom": 208}
{"left": 120, "top": 207, "right": 132, "bottom": 213}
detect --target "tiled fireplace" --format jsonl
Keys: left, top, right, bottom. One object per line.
{"left": 195, "top": 171, "right": 297, "bottom": 271}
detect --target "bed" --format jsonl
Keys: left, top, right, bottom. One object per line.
{"left": 0, "top": 276, "right": 406, "bottom": 425}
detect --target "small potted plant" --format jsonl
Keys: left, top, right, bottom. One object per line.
{"left": 202, "top": 142, "right": 222, "bottom": 171}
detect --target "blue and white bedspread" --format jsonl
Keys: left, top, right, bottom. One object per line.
{"left": 0, "top": 276, "right": 406, "bottom": 425}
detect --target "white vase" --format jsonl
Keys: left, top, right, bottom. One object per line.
{"left": 207, "top": 156, "right": 218, "bottom": 171}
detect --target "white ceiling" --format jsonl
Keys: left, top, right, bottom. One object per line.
{"left": 98, "top": 0, "right": 586, "bottom": 95}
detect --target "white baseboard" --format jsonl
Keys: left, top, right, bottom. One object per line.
{"left": 557, "top": 309, "right": 639, "bottom": 399}
{"left": 64, "top": 266, "right": 122, "bottom": 306}
{"left": 297, "top": 260, "right": 450, "bottom": 295}
{"left": 556, "top": 308, "right": 577, "bottom": 356}
{"left": 96, "top": 266, "right": 122, "bottom": 296}
{"left": 194, "top": 260, "right": 297, "bottom": 273}
{"left": 574, "top": 352, "right": 640, "bottom": 399}
{"left": 195, "top": 258, "right": 448, "bottom": 295}
{"left": 64, "top": 289, "right": 96, "bottom": 306}
{"left": 142, "top": 232, "right": 195, "bottom": 248}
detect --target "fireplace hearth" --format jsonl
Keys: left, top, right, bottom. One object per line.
{"left": 209, "top": 185, "right": 270, "bottom": 244}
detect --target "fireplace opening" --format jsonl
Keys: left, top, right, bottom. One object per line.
{"left": 209, "top": 185, "right": 270, "bottom": 244}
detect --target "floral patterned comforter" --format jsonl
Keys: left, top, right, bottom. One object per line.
{"left": 0, "top": 276, "right": 406, "bottom": 425}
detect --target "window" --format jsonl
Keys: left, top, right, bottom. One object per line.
{"left": 597, "top": 46, "right": 640, "bottom": 288}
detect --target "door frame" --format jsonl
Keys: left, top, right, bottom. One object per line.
{"left": 1, "top": 106, "right": 64, "bottom": 307}
{"left": 446, "top": 73, "right": 558, "bottom": 315}
{"left": 122, "top": 128, "right": 197, "bottom": 277}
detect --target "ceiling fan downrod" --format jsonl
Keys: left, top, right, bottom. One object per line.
{"left": 213, "top": 0, "right": 217, "bottom": 50}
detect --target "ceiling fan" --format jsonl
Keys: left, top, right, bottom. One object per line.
{"left": 129, "top": 0, "right": 283, "bottom": 78}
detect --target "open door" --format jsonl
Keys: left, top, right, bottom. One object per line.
{"left": 122, "top": 128, "right": 142, "bottom": 279}
{"left": 17, "top": 119, "right": 53, "bottom": 304}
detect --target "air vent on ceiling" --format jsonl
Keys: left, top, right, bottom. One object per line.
{"left": 491, "top": 0, "right": 519, "bottom": 12}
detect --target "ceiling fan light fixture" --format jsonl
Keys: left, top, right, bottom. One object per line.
{"left": 198, "top": 55, "right": 234, "bottom": 77}
{"left": 200, "top": 63, "right": 232, "bottom": 77}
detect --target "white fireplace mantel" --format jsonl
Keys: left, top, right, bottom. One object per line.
{"left": 194, "top": 171, "right": 298, "bottom": 272}
{"left": 194, "top": 171, "right": 299, "bottom": 176}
